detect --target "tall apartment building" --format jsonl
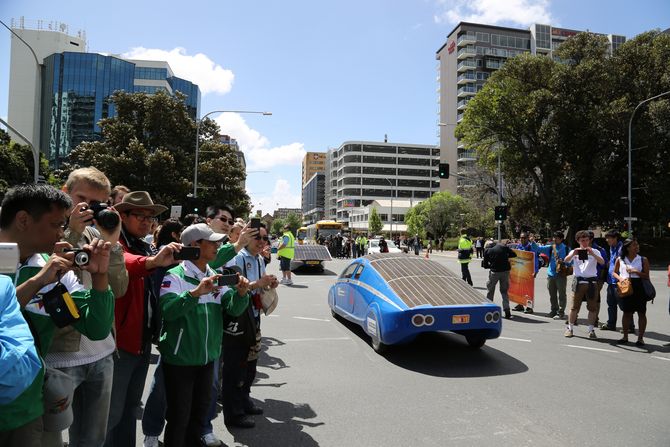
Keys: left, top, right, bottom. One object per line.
{"left": 7, "top": 18, "right": 200, "bottom": 167}
{"left": 302, "top": 152, "right": 326, "bottom": 186}
{"left": 302, "top": 172, "right": 325, "bottom": 225}
{"left": 218, "top": 134, "right": 246, "bottom": 189}
{"left": 436, "top": 22, "right": 626, "bottom": 193}
{"left": 325, "top": 141, "right": 439, "bottom": 223}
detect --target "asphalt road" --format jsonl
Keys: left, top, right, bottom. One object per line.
{"left": 137, "top": 252, "right": 670, "bottom": 447}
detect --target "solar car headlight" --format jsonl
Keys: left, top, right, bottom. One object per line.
{"left": 492, "top": 311, "right": 500, "bottom": 323}
{"left": 423, "top": 314, "right": 435, "bottom": 326}
{"left": 485, "top": 312, "right": 493, "bottom": 323}
{"left": 411, "top": 314, "right": 425, "bottom": 327}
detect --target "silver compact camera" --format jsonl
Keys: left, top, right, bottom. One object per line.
{"left": 0, "top": 243, "right": 19, "bottom": 275}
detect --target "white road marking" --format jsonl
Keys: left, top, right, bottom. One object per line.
{"left": 498, "top": 336, "right": 532, "bottom": 343}
{"left": 283, "top": 337, "right": 352, "bottom": 342}
{"left": 266, "top": 417, "right": 284, "bottom": 424}
{"left": 267, "top": 314, "right": 280, "bottom": 318}
{"left": 292, "top": 316, "right": 331, "bottom": 322}
{"left": 652, "top": 356, "right": 670, "bottom": 362}
{"left": 564, "top": 344, "right": 619, "bottom": 353}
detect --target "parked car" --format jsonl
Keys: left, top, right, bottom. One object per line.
{"left": 328, "top": 253, "right": 502, "bottom": 353}
{"left": 367, "top": 238, "right": 402, "bottom": 254}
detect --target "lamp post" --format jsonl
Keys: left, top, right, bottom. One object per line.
{"left": 193, "top": 110, "right": 271, "bottom": 198}
{"left": 627, "top": 90, "right": 670, "bottom": 235}
{"left": 1, "top": 19, "right": 41, "bottom": 183}
{"left": 439, "top": 122, "right": 502, "bottom": 241}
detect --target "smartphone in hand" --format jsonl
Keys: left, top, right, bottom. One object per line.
{"left": 173, "top": 246, "right": 200, "bottom": 261}
{"left": 577, "top": 249, "right": 588, "bottom": 261}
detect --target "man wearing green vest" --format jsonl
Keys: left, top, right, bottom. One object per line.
{"left": 358, "top": 234, "right": 368, "bottom": 257}
{"left": 458, "top": 228, "right": 474, "bottom": 286}
{"left": 277, "top": 224, "right": 295, "bottom": 285}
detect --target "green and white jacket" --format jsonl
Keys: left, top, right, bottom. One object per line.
{"left": 158, "top": 261, "right": 249, "bottom": 366}
{"left": 0, "top": 253, "right": 114, "bottom": 431}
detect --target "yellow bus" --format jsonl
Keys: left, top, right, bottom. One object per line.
{"left": 297, "top": 227, "right": 308, "bottom": 244}
{"left": 306, "top": 220, "right": 343, "bottom": 242}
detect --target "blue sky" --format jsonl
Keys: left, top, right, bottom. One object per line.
{"left": 1, "top": 0, "right": 668, "bottom": 214}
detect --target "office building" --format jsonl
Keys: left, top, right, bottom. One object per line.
{"left": 8, "top": 18, "right": 200, "bottom": 167}
{"left": 302, "top": 172, "right": 325, "bottom": 225}
{"left": 348, "top": 199, "right": 414, "bottom": 235}
{"left": 218, "top": 134, "right": 246, "bottom": 189}
{"left": 273, "top": 208, "right": 302, "bottom": 220}
{"left": 302, "top": 152, "right": 326, "bottom": 187}
{"left": 436, "top": 22, "right": 626, "bottom": 193}
{"left": 325, "top": 141, "right": 439, "bottom": 223}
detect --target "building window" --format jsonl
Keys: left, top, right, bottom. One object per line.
{"left": 476, "top": 32, "right": 489, "bottom": 43}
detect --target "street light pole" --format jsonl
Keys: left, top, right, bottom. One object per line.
{"left": 627, "top": 90, "right": 670, "bottom": 235}
{"left": 193, "top": 110, "right": 271, "bottom": 198}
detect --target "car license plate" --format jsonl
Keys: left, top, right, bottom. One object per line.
{"left": 306, "top": 260, "right": 320, "bottom": 265}
{"left": 452, "top": 315, "right": 470, "bottom": 324}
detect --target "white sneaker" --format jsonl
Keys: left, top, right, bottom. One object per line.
{"left": 285, "top": 279, "right": 294, "bottom": 285}
{"left": 200, "top": 432, "right": 224, "bottom": 447}
{"left": 143, "top": 435, "right": 160, "bottom": 447}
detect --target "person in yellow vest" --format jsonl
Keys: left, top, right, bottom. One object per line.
{"left": 458, "top": 228, "right": 474, "bottom": 286}
{"left": 277, "top": 224, "right": 295, "bottom": 285}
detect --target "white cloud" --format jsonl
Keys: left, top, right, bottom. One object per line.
{"left": 213, "top": 112, "right": 306, "bottom": 170}
{"left": 121, "top": 47, "right": 234, "bottom": 95}
{"left": 249, "top": 179, "right": 301, "bottom": 214}
{"left": 434, "top": 0, "right": 553, "bottom": 27}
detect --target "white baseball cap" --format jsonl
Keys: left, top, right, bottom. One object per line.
{"left": 181, "top": 223, "right": 227, "bottom": 245}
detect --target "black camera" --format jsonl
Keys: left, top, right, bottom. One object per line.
{"left": 218, "top": 266, "right": 241, "bottom": 287}
{"left": 84, "top": 201, "right": 120, "bottom": 230}
{"left": 64, "top": 248, "right": 90, "bottom": 267}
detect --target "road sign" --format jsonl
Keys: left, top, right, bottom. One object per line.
{"left": 623, "top": 217, "right": 638, "bottom": 221}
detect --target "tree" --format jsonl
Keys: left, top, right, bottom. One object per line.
{"left": 0, "top": 129, "right": 52, "bottom": 199}
{"left": 457, "top": 30, "right": 670, "bottom": 236}
{"left": 405, "top": 191, "right": 475, "bottom": 239}
{"left": 271, "top": 218, "right": 285, "bottom": 236}
{"left": 59, "top": 90, "right": 250, "bottom": 216}
{"left": 368, "top": 208, "right": 383, "bottom": 235}
{"left": 284, "top": 213, "right": 302, "bottom": 237}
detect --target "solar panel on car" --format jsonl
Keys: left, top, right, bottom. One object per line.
{"left": 365, "top": 253, "right": 486, "bottom": 308}
{"left": 293, "top": 244, "right": 333, "bottom": 262}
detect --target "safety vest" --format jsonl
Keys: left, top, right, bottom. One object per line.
{"left": 277, "top": 231, "right": 295, "bottom": 259}
{"left": 458, "top": 236, "right": 473, "bottom": 264}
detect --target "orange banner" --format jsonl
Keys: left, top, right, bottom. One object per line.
{"left": 508, "top": 249, "right": 535, "bottom": 308}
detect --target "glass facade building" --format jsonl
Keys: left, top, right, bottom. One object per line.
{"left": 40, "top": 52, "right": 200, "bottom": 166}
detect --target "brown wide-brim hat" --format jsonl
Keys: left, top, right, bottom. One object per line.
{"left": 114, "top": 191, "right": 168, "bottom": 216}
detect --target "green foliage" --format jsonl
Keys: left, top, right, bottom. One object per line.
{"left": 405, "top": 191, "right": 475, "bottom": 239}
{"left": 58, "top": 91, "right": 250, "bottom": 216}
{"left": 271, "top": 218, "right": 285, "bottom": 236}
{"left": 284, "top": 213, "right": 302, "bottom": 237}
{"left": 368, "top": 207, "right": 383, "bottom": 235}
{"left": 0, "top": 130, "right": 52, "bottom": 199}
{"left": 456, "top": 30, "right": 670, "bottom": 236}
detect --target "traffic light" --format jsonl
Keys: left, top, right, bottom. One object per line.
{"left": 438, "top": 163, "right": 450, "bottom": 179}
{"left": 494, "top": 205, "right": 507, "bottom": 221}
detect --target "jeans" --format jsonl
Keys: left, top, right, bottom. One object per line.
{"left": 162, "top": 361, "right": 214, "bottom": 447}
{"left": 486, "top": 270, "right": 510, "bottom": 310}
{"left": 200, "top": 355, "right": 220, "bottom": 436}
{"left": 460, "top": 262, "right": 473, "bottom": 286}
{"left": 141, "top": 356, "right": 167, "bottom": 438}
{"left": 547, "top": 275, "right": 567, "bottom": 314}
{"left": 105, "top": 348, "right": 151, "bottom": 447}
{"left": 63, "top": 354, "right": 114, "bottom": 447}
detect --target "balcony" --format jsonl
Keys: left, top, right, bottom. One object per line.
{"left": 457, "top": 59, "right": 476, "bottom": 72}
{"left": 457, "top": 85, "right": 477, "bottom": 97}
{"left": 457, "top": 46, "right": 476, "bottom": 60}
{"left": 457, "top": 149, "right": 477, "bottom": 162}
{"left": 457, "top": 33, "right": 476, "bottom": 47}
{"left": 456, "top": 72, "right": 476, "bottom": 85}
{"left": 457, "top": 99, "right": 470, "bottom": 110}
{"left": 486, "top": 59, "right": 504, "bottom": 70}
{"left": 456, "top": 113, "right": 464, "bottom": 123}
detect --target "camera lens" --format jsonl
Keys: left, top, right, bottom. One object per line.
{"left": 74, "top": 251, "right": 89, "bottom": 266}
{"left": 96, "top": 209, "right": 120, "bottom": 230}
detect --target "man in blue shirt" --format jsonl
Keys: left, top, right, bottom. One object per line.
{"left": 600, "top": 230, "right": 633, "bottom": 332}
{"left": 535, "top": 231, "right": 571, "bottom": 320}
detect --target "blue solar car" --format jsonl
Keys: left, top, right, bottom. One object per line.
{"left": 328, "top": 253, "right": 502, "bottom": 352}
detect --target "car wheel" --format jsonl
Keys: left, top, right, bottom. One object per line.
{"left": 465, "top": 335, "right": 486, "bottom": 349}
{"left": 366, "top": 311, "right": 386, "bottom": 354}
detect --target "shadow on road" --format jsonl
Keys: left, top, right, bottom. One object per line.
{"left": 292, "top": 266, "right": 338, "bottom": 276}
{"left": 335, "top": 316, "right": 528, "bottom": 378}
{"left": 230, "top": 398, "right": 323, "bottom": 447}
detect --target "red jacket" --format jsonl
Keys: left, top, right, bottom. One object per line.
{"left": 114, "top": 236, "right": 155, "bottom": 355}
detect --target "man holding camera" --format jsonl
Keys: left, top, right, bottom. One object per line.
{"left": 42, "top": 167, "right": 128, "bottom": 447}
{"left": 563, "top": 230, "right": 605, "bottom": 339}
{"left": 225, "top": 224, "right": 278, "bottom": 428}
{"left": 159, "top": 223, "right": 251, "bottom": 446}
{"left": 105, "top": 192, "right": 180, "bottom": 447}
{"left": 0, "top": 184, "right": 115, "bottom": 446}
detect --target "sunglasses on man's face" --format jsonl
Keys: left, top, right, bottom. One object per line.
{"left": 215, "top": 216, "right": 234, "bottom": 225}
